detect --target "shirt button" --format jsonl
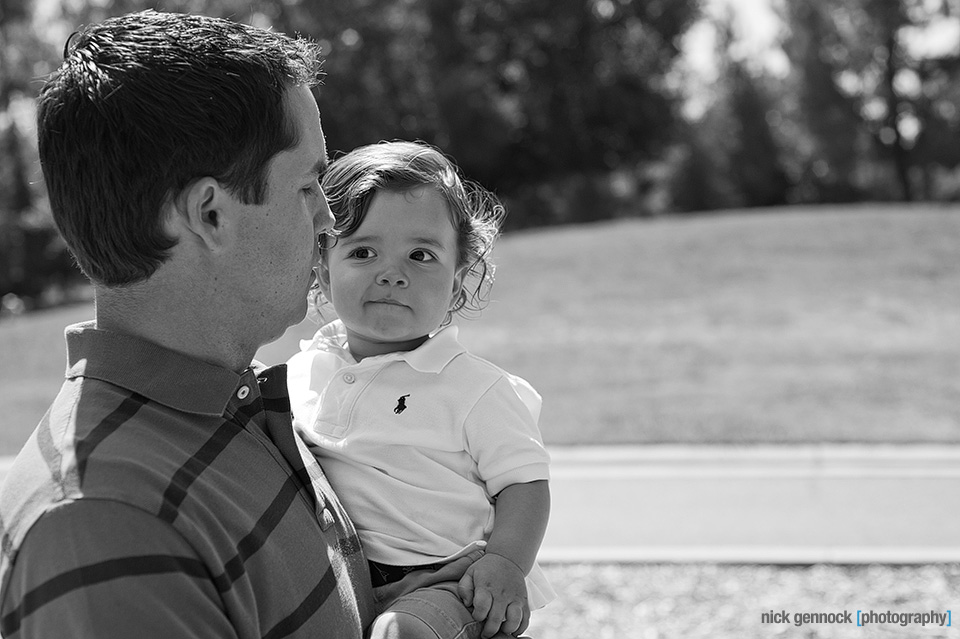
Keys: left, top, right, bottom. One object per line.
{"left": 343, "top": 373, "right": 356, "bottom": 384}
{"left": 237, "top": 386, "right": 250, "bottom": 400}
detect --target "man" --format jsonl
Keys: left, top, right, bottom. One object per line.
{"left": 0, "top": 10, "right": 380, "bottom": 638}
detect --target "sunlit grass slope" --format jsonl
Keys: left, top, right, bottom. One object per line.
{"left": 3, "top": 204, "right": 958, "bottom": 454}
{"left": 259, "top": 203, "right": 960, "bottom": 445}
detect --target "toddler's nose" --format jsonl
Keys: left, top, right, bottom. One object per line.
{"left": 378, "top": 265, "right": 408, "bottom": 287}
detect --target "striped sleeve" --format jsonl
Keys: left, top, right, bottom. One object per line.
{"left": 0, "top": 500, "right": 238, "bottom": 639}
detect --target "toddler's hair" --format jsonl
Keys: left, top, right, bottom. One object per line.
{"left": 318, "top": 140, "right": 505, "bottom": 319}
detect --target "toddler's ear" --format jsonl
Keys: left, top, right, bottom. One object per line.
{"left": 450, "top": 267, "right": 467, "bottom": 307}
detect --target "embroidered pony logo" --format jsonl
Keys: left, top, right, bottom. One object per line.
{"left": 394, "top": 394, "right": 410, "bottom": 414}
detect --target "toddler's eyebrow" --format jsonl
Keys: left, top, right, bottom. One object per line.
{"left": 413, "top": 237, "right": 448, "bottom": 250}
{"left": 338, "top": 235, "right": 449, "bottom": 250}
{"left": 337, "top": 234, "right": 375, "bottom": 247}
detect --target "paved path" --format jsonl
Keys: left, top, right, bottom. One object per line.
{"left": 542, "top": 445, "right": 960, "bottom": 563}
{"left": 3, "top": 445, "right": 960, "bottom": 563}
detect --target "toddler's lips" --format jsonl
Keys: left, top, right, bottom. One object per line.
{"left": 369, "top": 299, "right": 407, "bottom": 307}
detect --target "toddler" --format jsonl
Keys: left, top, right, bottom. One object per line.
{"left": 287, "top": 141, "right": 553, "bottom": 639}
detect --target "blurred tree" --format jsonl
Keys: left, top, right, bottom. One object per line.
{"left": 669, "top": 15, "right": 791, "bottom": 211}
{"left": 0, "top": 123, "right": 30, "bottom": 213}
{"left": 781, "top": 0, "right": 960, "bottom": 202}
{"left": 2, "top": 0, "right": 706, "bottom": 304}
{"left": 724, "top": 62, "right": 791, "bottom": 207}
{"left": 1, "top": 0, "right": 28, "bottom": 109}
{"left": 1, "top": 0, "right": 77, "bottom": 307}
{"left": 0, "top": 123, "right": 29, "bottom": 301}
{"left": 780, "top": 0, "right": 866, "bottom": 202}
{"left": 666, "top": 126, "right": 738, "bottom": 213}
{"left": 270, "top": 0, "right": 701, "bottom": 226}
{"left": 905, "top": 2, "right": 960, "bottom": 199}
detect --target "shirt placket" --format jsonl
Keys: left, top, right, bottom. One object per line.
{"left": 230, "top": 371, "right": 338, "bottom": 531}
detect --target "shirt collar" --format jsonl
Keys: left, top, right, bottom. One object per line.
{"left": 304, "top": 320, "right": 465, "bottom": 374}
{"left": 65, "top": 321, "right": 245, "bottom": 416}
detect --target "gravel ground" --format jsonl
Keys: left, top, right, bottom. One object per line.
{"left": 527, "top": 563, "right": 960, "bottom": 638}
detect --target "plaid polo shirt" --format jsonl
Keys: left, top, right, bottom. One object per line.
{"left": 0, "top": 321, "right": 374, "bottom": 638}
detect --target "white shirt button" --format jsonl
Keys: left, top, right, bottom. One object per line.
{"left": 343, "top": 373, "right": 356, "bottom": 384}
{"left": 237, "top": 386, "right": 250, "bottom": 400}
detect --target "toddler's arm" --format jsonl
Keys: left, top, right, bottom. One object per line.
{"left": 458, "top": 479, "right": 550, "bottom": 639}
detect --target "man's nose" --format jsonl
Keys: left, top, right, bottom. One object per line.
{"left": 314, "top": 191, "right": 335, "bottom": 235}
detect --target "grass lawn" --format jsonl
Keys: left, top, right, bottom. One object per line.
{"left": 2, "top": 204, "right": 958, "bottom": 455}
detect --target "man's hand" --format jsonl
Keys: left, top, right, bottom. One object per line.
{"left": 458, "top": 552, "right": 529, "bottom": 638}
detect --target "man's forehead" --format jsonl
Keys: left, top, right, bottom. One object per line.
{"left": 277, "top": 87, "right": 327, "bottom": 175}
{"left": 288, "top": 85, "right": 325, "bottom": 144}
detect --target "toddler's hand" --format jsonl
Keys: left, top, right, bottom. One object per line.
{"left": 458, "top": 552, "right": 529, "bottom": 638}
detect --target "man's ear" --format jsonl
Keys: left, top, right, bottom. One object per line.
{"left": 172, "top": 177, "right": 233, "bottom": 252}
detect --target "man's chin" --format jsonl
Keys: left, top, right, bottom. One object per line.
{"left": 265, "top": 303, "right": 309, "bottom": 345}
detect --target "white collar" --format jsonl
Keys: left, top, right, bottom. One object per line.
{"left": 301, "top": 320, "right": 466, "bottom": 374}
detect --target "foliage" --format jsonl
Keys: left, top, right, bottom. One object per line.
{"left": 0, "top": 0, "right": 80, "bottom": 309}
{"left": 269, "top": 0, "right": 700, "bottom": 225}
{"left": 3, "top": 0, "right": 960, "bottom": 306}
{"left": 0, "top": 0, "right": 701, "bottom": 306}
{"left": 669, "top": 17, "right": 791, "bottom": 212}
{"left": 779, "top": 0, "right": 960, "bottom": 202}
{"left": 675, "top": 0, "right": 960, "bottom": 210}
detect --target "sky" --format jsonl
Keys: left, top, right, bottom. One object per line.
{"left": 678, "top": 0, "right": 788, "bottom": 119}
{"left": 683, "top": 0, "right": 788, "bottom": 79}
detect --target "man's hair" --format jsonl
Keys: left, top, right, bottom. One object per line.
{"left": 319, "top": 140, "right": 505, "bottom": 319}
{"left": 37, "top": 10, "right": 323, "bottom": 285}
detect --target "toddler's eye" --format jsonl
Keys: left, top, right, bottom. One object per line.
{"left": 349, "top": 247, "right": 375, "bottom": 259}
{"left": 410, "top": 250, "right": 435, "bottom": 262}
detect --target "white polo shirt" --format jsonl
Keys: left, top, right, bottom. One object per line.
{"left": 287, "top": 320, "right": 550, "bottom": 567}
